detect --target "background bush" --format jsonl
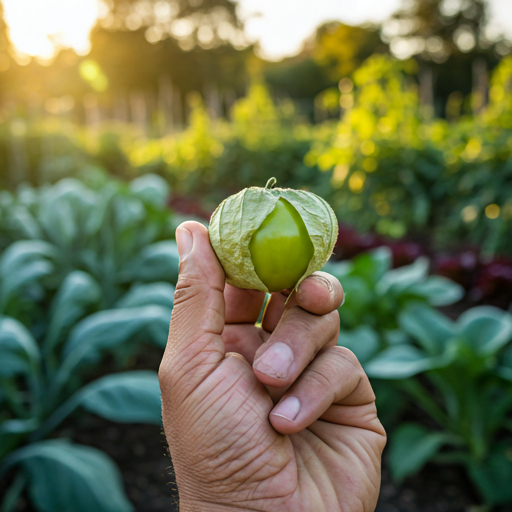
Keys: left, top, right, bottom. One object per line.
{"left": 2, "top": 56, "right": 512, "bottom": 258}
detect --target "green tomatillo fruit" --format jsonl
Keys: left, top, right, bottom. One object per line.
{"left": 209, "top": 178, "right": 338, "bottom": 292}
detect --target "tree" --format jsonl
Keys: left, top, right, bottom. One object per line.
{"left": 312, "top": 22, "right": 386, "bottom": 80}
{"left": 100, "top": 0, "right": 243, "bottom": 48}
{"left": 385, "top": 0, "right": 488, "bottom": 61}
{"left": 264, "top": 21, "right": 386, "bottom": 120}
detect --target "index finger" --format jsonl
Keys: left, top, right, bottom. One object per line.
{"left": 262, "top": 271, "right": 344, "bottom": 332}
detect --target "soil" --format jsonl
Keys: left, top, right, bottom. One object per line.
{"left": 76, "top": 417, "right": 493, "bottom": 512}
{"left": 2, "top": 413, "right": 500, "bottom": 512}
{"left": 2, "top": 345, "right": 508, "bottom": 512}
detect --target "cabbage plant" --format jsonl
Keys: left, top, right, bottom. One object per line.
{"left": 1, "top": 175, "right": 180, "bottom": 307}
{"left": 0, "top": 272, "right": 174, "bottom": 512}
{"left": 366, "top": 303, "right": 512, "bottom": 506}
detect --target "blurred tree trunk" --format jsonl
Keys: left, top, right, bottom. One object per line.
{"left": 419, "top": 64, "right": 434, "bottom": 117}
{"left": 472, "top": 57, "right": 488, "bottom": 114}
{"left": 158, "top": 75, "right": 174, "bottom": 133}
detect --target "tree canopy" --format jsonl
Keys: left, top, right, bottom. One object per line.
{"left": 100, "top": 0, "right": 243, "bottom": 47}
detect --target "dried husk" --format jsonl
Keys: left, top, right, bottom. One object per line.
{"left": 209, "top": 182, "right": 338, "bottom": 292}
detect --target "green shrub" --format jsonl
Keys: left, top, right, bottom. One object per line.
{"left": 0, "top": 175, "right": 181, "bottom": 512}
{"left": 365, "top": 303, "right": 512, "bottom": 505}
{"left": 0, "top": 174, "right": 179, "bottom": 308}
{"left": 0, "top": 273, "right": 173, "bottom": 512}
{"left": 309, "top": 54, "right": 512, "bottom": 255}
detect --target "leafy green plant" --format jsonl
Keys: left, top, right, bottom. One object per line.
{"left": 308, "top": 54, "right": 512, "bottom": 255}
{"left": 0, "top": 239, "right": 57, "bottom": 324}
{"left": 325, "top": 246, "right": 463, "bottom": 349}
{"left": 2, "top": 175, "right": 179, "bottom": 307}
{"left": 365, "top": 303, "right": 512, "bottom": 506}
{"left": 0, "top": 271, "right": 174, "bottom": 512}
{"left": 327, "top": 247, "right": 464, "bottom": 426}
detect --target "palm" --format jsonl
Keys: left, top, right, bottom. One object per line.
{"left": 169, "top": 322, "right": 383, "bottom": 512}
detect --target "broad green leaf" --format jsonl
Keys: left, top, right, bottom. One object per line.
{"left": 389, "top": 423, "right": 449, "bottom": 481}
{"left": 113, "top": 195, "right": 144, "bottom": 231}
{"left": 63, "top": 305, "right": 172, "bottom": 359}
{"left": 0, "top": 316, "right": 40, "bottom": 377}
{"left": 458, "top": 307, "right": 512, "bottom": 356}
{"left": 54, "top": 307, "right": 171, "bottom": 392}
{"left": 11, "top": 440, "right": 134, "bottom": 512}
{"left": 337, "top": 326, "right": 380, "bottom": 364}
{"left": 468, "top": 446, "right": 512, "bottom": 505}
{"left": 351, "top": 247, "right": 392, "bottom": 285}
{"left": 121, "top": 241, "right": 180, "bottom": 284}
{"left": 322, "top": 260, "right": 353, "bottom": 281}
{"left": 369, "top": 246, "right": 393, "bottom": 280}
{"left": 44, "top": 271, "right": 101, "bottom": 353}
{"left": 409, "top": 276, "right": 464, "bottom": 306}
{"left": 83, "top": 185, "right": 116, "bottom": 236}
{"left": 80, "top": 371, "right": 161, "bottom": 424}
{"left": 399, "top": 303, "right": 455, "bottom": 356}
{"left": 497, "top": 345, "right": 512, "bottom": 381}
{"left": 376, "top": 257, "right": 429, "bottom": 296}
{"left": 383, "top": 329, "right": 409, "bottom": 345}
{"left": 0, "top": 240, "right": 56, "bottom": 307}
{"left": 8, "top": 205, "right": 42, "bottom": 239}
{"left": 337, "top": 275, "right": 373, "bottom": 329}
{"left": 365, "top": 345, "right": 447, "bottom": 379}
{"left": 115, "top": 282, "right": 175, "bottom": 310}
{"left": 129, "top": 174, "right": 170, "bottom": 208}
{"left": 38, "top": 179, "right": 97, "bottom": 247}
{"left": 0, "top": 419, "right": 38, "bottom": 458}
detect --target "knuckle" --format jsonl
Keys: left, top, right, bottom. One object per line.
{"left": 173, "top": 273, "right": 203, "bottom": 305}
{"left": 283, "top": 306, "right": 314, "bottom": 333}
{"left": 158, "top": 359, "right": 174, "bottom": 390}
{"left": 305, "top": 367, "right": 334, "bottom": 390}
{"left": 329, "top": 345, "right": 363, "bottom": 371}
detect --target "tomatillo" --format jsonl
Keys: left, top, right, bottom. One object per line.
{"left": 249, "top": 198, "right": 314, "bottom": 292}
{"left": 208, "top": 178, "right": 338, "bottom": 293}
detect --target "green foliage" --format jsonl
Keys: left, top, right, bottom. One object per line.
{"left": 330, "top": 246, "right": 512, "bottom": 504}
{"left": 2, "top": 56, "right": 512, "bottom": 256}
{"left": 309, "top": 54, "right": 512, "bottom": 255}
{"left": 366, "top": 303, "right": 512, "bottom": 505}
{"left": 4, "top": 440, "right": 134, "bottom": 512}
{"left": 313, "top": 22, "right": 385, "bottom": 81}
{"left": 0, "top": 174, "right": 178, "bottom": 309}
{"left": 326, "top": 246, "right": 463, "bottom": 334}
{"left": 0, "top": 175, "right": 180, "bottom": 512}
{"left": 0, "top": 285, "right": 170, "bottom": 511}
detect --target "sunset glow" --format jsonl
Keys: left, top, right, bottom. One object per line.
{"left": 3, "top": 0, "right": 512, "bottom": 61}
{"left": 3, "top": 0, "right": 99, "bottom": 60}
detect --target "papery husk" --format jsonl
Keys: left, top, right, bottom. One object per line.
{"left": 209, "top": 181, "right": 338, "bottom": 292}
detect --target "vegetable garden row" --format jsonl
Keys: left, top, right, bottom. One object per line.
{"left": 1, "top": 173, "right": 511, "bottom": 510}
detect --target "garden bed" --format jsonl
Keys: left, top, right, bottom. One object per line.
{"left": 3, "top": 414, "right": 500, "bottom": 512}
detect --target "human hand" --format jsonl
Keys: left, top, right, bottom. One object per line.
{"left": 159, "top": 221, "right": 386, "bottom": 512}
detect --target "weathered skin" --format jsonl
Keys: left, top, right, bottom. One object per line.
{"left": 159, "top": 221, "right": 386, "bottom": 512}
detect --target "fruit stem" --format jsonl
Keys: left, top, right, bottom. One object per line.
{"left": 265, "top": 177, "right": 277, "bottom": 189}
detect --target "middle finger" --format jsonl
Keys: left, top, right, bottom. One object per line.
{"left": 252, "top": 305, "right": 340, "bottom": 388}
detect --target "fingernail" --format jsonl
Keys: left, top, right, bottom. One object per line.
{"left": 176, "top": 227, "right": 193, "bottom": 261}
{"left": 271, "top": 397, "right": 301, "bottom": 422}
{"left": 253, "top": 342, "right": 293, "bottom": 379}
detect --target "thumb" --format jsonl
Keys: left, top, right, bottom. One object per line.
{"left": 159, "top": 221, "right": 226, "bottom": 400}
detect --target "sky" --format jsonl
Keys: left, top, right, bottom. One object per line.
{"left": 3, "top": 0, "right": 512, "bottom": 61}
